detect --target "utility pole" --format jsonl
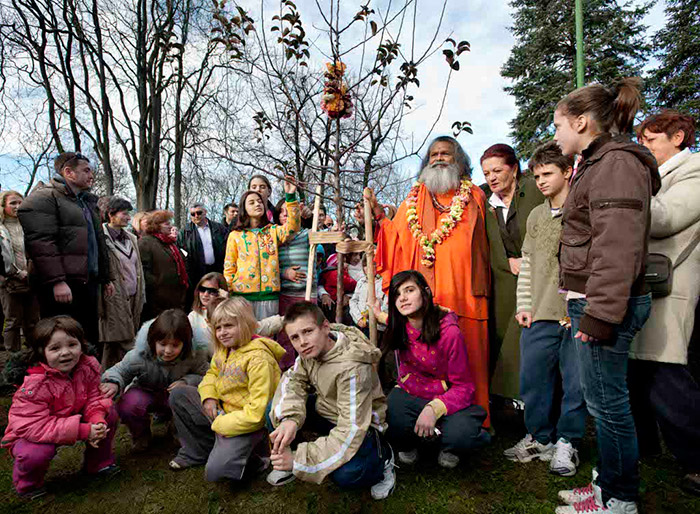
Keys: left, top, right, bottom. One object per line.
{"left": 575, "top": 0, "right": 584, "bottom": 88}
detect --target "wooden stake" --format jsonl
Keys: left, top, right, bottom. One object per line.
{"left": 363, "top": 187, "right": 378, "bottom": 346}
{"left": 305, "top": 185, "right": 323, "bottom": 302}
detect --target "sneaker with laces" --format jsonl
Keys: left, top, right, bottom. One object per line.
{"left": 266, "top": 469, "right": 296, "bottom": 487}
{"left": 503, "top": 434, "right": 554, "bottom": 463}
{"left": 550, "top": 438, "right": 579, "bottom": 477}
{"left": 555, "top": 483, "right": 638, "bottom": 514}
{"left": 397, "top": 448, "right": 418, "bottom": 465}
{"left": 437, "top": 450, "right": 460, "bottom": 469}
{"left": 17, "top": 487, "right": 47, "bottom": 500}
{"left": 559, "top": 469, "right": 600, "bottom": 504}
{"left": 370, "top": 446, "right": 396, "bottom": 500}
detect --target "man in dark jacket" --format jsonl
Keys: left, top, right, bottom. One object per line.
{"left": 18, "top": 152, "right": 114, "bottom": 354}
{"left": 177, "top": 203, "right": 228, "bottom": 308}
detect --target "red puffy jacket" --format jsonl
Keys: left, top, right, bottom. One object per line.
{"left": 2, "top": 355, "right": 112, "bottom": 448}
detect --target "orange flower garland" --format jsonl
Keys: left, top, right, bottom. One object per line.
{"left": 406, "top": 179, "right": 472, "bottom": 268}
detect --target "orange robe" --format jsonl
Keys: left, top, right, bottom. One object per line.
{"left": 375, "top": 182, "right": 492, "bottom": 427}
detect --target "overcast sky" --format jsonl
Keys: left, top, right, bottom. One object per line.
{"left": 0, "top": 0, "right": 667, "bottom": 192}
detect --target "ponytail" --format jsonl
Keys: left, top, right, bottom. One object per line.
{"left": 556, "top": 77, "right": 642, "bottom": 135}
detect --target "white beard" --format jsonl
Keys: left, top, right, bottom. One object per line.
{"left": 419, "top": 163, "right": 461, "bottom": 195}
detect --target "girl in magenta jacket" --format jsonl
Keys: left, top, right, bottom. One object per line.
{"left": 2, "top": 316, "right": 118, "bottom": 499}
{"left": 380, "top": 270, "right": 490, "bottom": 469}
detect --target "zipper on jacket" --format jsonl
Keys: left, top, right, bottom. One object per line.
{"left": 591, "top": 198, "right": 643, "bottom": 211}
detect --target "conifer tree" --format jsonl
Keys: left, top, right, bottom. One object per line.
{"left": 502, "top": 0, "right": 651, "bottom": 157}
{"left": 648, "top": 0, "right": 700, "bottom": 124}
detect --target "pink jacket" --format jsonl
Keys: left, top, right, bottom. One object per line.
{"left": 2, "top": 355, "right": 112, "bottom": 448}
{"left": 396, "top": 312, "right": 475, "bottom": 416}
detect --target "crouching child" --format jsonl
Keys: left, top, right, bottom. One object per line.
{"left": 267, "top": 302, "right": 396, "bottom": 500}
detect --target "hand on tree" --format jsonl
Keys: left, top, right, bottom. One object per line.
{"left": 270, "top": 419, "right": 298, "bottom": 453}
{"left": 53, "top": 281, "right": 73, "bottom": 304}
{"left": 515, "top": 311, "right": 532, "bottom": 328}
{"left": 363, "top": 189, "right": 384, "bottom": 220}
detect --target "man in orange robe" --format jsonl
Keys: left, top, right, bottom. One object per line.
{"left": 367, "top": 136, "right": 491, "bottom": 427}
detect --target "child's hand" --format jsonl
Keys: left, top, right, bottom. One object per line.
{"left": 320, "top": 294, "right": 332, "bottom": 309}
{"left": 203, "top": 399, "right": 219, "bottom": 421}
{"left": 283, "top": 175, "right": 297, "bottom": 195}
{"left": 167, "top": 380, "right": 187, "bottom": 392}
{"left": 270, "top": 419, "right": 298, "bottom": 453}
{"left": 100, "top": 382, "right": 119, "bottom": 398}
{"left": 271, "top": 446, "right": 294, "bottom": 471}
{"left": 88, "top": 423, "right": 108, "bottom": 447}
{"left": 283, "top": 266, "right": 307, "bottom": 283}
{"left": 515, "top": 311, "right": 532, "bottom": 328}
{"left": 414, "top": 405, "right": 438, "bottom": 438}
{"left": 357, "top": 317, "right": 367, "bottom": 328}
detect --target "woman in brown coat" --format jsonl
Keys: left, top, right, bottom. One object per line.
{"left": 138, "top": 211, "right": 188, "bottom": 321}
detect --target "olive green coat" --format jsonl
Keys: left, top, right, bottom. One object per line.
{"left": 483, "top": 175, "right": 544, "bottom": 398}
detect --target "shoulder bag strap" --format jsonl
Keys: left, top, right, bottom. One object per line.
{"left": 673, "top": 223, "right": 700, "bottom": 269}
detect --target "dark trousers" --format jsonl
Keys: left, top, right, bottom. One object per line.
{"left": 38, "top": 280, "right": 100, "bottom": 356}
{"left": 628, "top": 359, "right": 700, "bottom": 472}
{"left": 386, "top": 387, "right": 491, "bottom": 454}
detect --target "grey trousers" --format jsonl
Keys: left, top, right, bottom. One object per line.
{"left": 169, "top": 385, "right": 268, "bottom": 481}
{"left": 250, "top": 299, "right": 279, "bottom": 320}
{"left": 0, "top": 285, "right": 39, "bottom": 352}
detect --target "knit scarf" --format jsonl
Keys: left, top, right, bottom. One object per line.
{"left": 153, "top": 232, "right": 188, "bottom": 287}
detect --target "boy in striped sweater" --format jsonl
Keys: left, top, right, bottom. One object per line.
{"left": 504, "top": 142, "right": 586, "bottom": 477}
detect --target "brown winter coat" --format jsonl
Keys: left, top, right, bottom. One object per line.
{"left": 99, "top": 225, "right": 145, "bottom": 343}
{"left": 17, "top": 177, "right": 111, "bottom": 286}
{"left": 138, "top": 234, "right": 187, "bottom": 319}
{"left": 560, "top": 134, "right": 661, "bottom": 340}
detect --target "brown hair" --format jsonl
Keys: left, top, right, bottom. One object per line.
{"left": 144, "top": 210, "right": 173, "bottom": 235}
{"left": 191, "top": 272, "right": 229, "bottom": 314}
{"left": 556, "top": 77, "right": 642, "bottom": 135}
{"left": 131, "top": 211, "right": 148, "bottom": 234}
{"left": 283, "top": 301, "right": 327, "bottom": 330}
{"left": 31, "top": 316, "right": 89, "bottom": 364}
{"left": 480, "top": 144, "right": 521, "bottom": 175}
{"left": 637, "top": 110, "right": 696, "bottom": 150}
{"left": 147, "top": 309, "right": 193, "bottom": 359}
{"left": 0, "top": 190, "right": 23, "bottom": 222}
{"left": 210, "top": 297, "right": 258, "bottom": 350}
{"left": 528, "top": 141, "right": 575, "bottom": 173}
{"left": 237, "top": 190, "right": 269, "bottom": 230}
{"left": 54, "top": 152, "right": 90, "bottom": 175}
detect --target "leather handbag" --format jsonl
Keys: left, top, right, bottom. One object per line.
{"left": 645, "top": 226, "right": 700, "bottom": 298}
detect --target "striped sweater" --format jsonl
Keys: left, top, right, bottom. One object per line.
{"left": 279, "top": 228, "right": 316, "bottom": 298}
{"left": 516, "top": 200, "right": 567, "bottom": 321}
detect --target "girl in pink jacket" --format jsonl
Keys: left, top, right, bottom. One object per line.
{"left": 2, "top": 316, "right": 118, "bottom": 499}
{"left": 380, "top": 270, "right": 491, "bottom": 469}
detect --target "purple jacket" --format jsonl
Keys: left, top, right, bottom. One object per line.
{"left": 396, "top": 312, "right": 475, "bottom": 415}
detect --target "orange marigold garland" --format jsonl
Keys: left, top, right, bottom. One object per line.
{"left": 321, "top": 61, "right": 353, "bottom": 119}
{"left": 406, "top": 178, "right": 473, "bottom": 268}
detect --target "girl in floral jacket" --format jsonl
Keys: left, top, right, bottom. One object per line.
{"left": 380, "top": 270, "right": 490, "bottom": 469}
{"left": 223, "top": 176, "right": 300, "bottom": 319}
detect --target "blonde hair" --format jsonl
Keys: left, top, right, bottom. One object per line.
{"left": 0, "top": 190, "right": 23, "bottom": 222}
{"left": 210, "top": 297, "right": 258, "bottom": 350}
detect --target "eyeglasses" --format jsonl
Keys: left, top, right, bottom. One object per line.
{"left": 190, "top": 210, "right": 204, "bottom": 217}
{"left": 198, "top": 286, "right": 219, "bottom": 295}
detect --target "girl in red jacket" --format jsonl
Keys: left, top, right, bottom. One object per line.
{"left": 1, "top": 316, "right": 118, "bottom": 499}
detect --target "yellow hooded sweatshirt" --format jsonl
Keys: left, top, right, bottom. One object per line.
{"left": 198, "top": 336, "right": 285, "bottom": 437}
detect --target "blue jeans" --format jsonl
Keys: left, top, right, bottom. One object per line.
{"left": 568, "top": 295, "right": 651, "bottom": 503}
{"left": 519, "top": 321, "right": 586, "bottom": 446}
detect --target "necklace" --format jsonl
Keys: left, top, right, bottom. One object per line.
{"left": 406, "top": 179, "right": 472, "bottom": 268}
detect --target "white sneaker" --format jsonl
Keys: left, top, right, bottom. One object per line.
{"left": 503, "top": 434, "right": 554, "bottom": 463}
{"left": 397, "top": 448, "right": 418, "bottom": 465}
{"left": 555, "top": 483, "right": 638, "bottom": 514}
{"left": 550, "top": 438, "right": 579, "bottom": 477}
{"left": 558, "top": 469, "right": 599, "bottom": 504}
{"left": 266, "top": 469, "right": 295, "bottom": 486}
{"left": 437, "top": 450, "right": 459, "bottom": 469}
{"left": 370, "top": 446, "right": 396, "bottom": 500}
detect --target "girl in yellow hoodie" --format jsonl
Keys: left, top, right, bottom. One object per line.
{"left": 168, "top": 297, "right": 285, "bottom": 482}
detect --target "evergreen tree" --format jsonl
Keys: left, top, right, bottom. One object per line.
{"left": 648, "top": 0, "right": 700, "bottom": 124}
{"left": 502, "top": 0, "right": 652, "bottom": 157}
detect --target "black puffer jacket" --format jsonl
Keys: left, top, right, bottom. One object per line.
{"left": 18, "top": 177, "right": 111, "bottom": 286}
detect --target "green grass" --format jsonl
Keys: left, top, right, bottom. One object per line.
{"left": 1, "top": 394, "right": 698, "bottom": 514}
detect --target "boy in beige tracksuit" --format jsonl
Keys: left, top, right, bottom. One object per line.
{"left": 266, "top": 302, "right": 395, "bottom": 500}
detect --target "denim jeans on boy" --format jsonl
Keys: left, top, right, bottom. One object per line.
{"left": 568, "top": 295, "right": 651, "bottom": 503}
{"left": 519, "top": 321, "right": 586, "bottom": 446}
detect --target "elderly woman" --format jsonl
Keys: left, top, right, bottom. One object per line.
{"left": 631, "top": 110, "right": 700, "bottom": 495}
{"left": 99, "top": 197, "right": 146, "bottom": 368}
{"left": 0, "top": 190, "right": 39, "bottom": 351}
{"left": 138, "top": 210, "right": 188, "bottom": 320}
{"left": 481, "top": 144, "right": 544, "bottom": 400}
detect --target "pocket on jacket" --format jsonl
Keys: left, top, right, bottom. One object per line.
{"left": 560, "top": 232, "right": 591, "bottom": 271}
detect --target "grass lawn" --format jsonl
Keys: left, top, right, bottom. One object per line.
{"left": 1, "top": 391, "right": 698, "bottom": 514}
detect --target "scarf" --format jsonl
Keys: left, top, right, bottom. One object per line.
{"left": 153, "top": 232, "right": 189, "bottom": 287}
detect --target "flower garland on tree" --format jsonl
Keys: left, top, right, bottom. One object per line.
{"left": 406, "top": 178, "right": 473, "bottom": 268}
{"left": 321, "top": 61, "right": 353, "bottom": 119}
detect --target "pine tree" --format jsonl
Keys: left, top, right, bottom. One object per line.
{"left": 502, "top": 0, "right": 652, "bottom": 157}
{"left": 648, "top": 0, "right": 700, "bottom": 123}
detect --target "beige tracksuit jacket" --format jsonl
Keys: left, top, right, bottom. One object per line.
{"left": 270, "top": 324, "right": 387, "bottom": 484}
